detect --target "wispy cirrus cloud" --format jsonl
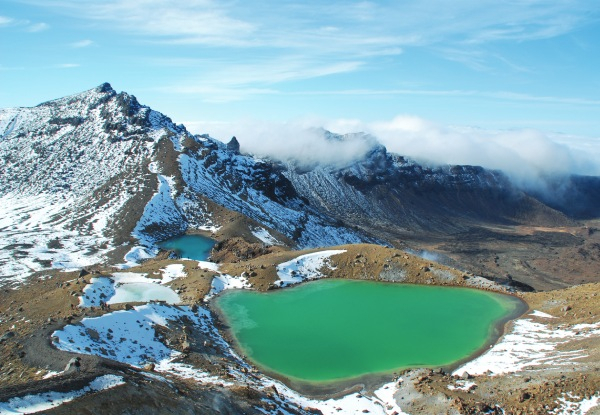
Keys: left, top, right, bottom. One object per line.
{"left": 70, "top": 39, "right": 93, "bottom": 48}
{"left": 290, "top": 88, "right": 600, "bottom": 107}
{"left": 163, "top": 58, "right": 363, "bottom": 102}
{"left": 16, "top": 1, "right": 598, "bottom": 53}
{"left": 55, "top": 63, "right": 80, "bottom": 68}
{"left": 0, "top": 15, "right": 48, "bottom": 32}
{"left": 25, "top": 22, "right": 48, "bottom": 32}
{"left": 0, "top": 15, "right": 15, "bottom": 26}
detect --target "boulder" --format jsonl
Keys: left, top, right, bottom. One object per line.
{"left": 0, "top": 331, "right": 15, "bottom": 343}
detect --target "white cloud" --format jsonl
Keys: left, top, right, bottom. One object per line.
{"left": 188, "top": 115, "right": 600, "bottom": 186}
{"left": 186, "top": 119, "right": 377, "bottom": 168}
{"left": 17, "top": 0, "right": 598, "bottom": 60}
{"left": 70, "top": 39, "right": 93, "bottom": 48}
{"left": 163, "top": 58, "right": 363, "bottom": 102}
{"left": 55, "top": 63, "right": 80, "bottom": 68}
{"left": 25, "top": 22, "right": 49, "bottom": 32}
{"left": 0, "top": 16, "right": 15, "bottom": 26}
{"left": 0, "top": 16, "right": 48, "bottom": 32}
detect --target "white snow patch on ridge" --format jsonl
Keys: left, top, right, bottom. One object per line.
{"left": 207, "top": 274, "right": 250, "bottom": 299}
{"left": 0, "top": 374, "right": 124, "bottom": 414}
{"left": 275, "top": 250, "right": 346, "bottom": 287}
{"left": 454, "top": 319, "right": 600, "bottom": 376}
{"left": 251, "top": 227, "right": 281, "bottom": 245}
{"left": 118, "top": 246, "right": 155, "bottom": 269}
{"left": 530, "top": 310, "right": 556, "bottom": 318}
{"left": 132, "top": 175, "right": 186, "bottom": 246}
{"left": 160, "top": 264, "right": 186, "bottom": 284}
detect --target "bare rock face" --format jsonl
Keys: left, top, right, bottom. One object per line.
{"left": 226, "top": 136, "right": 240, "bottom": 154}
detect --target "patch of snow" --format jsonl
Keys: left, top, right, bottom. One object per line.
{"left": 530, "top": 310, "right": 556, "bottom": 318}
{"left": 52, "top": 302, "right": 238, "bottom": 387}
{"left": 80, "top": 277, "right": 115, "bottom": 307}
{"left": 155, "top": 360, "right": 228, "bottom": 385}
{"left": 54, "top": 304, "right": 188, "bottom": 366}
{"left": 447, "top": 380, "right": 477, "bottom": 391}
{"left": 550, "top": 393, "right": 600, "bottom": 415}
{"left": 0, "top": 374, "right": 124, "bottom": 414}
{"left": 259, "top": 378, "right": 407, "bottom": 415}
{"left": 454, "top": 319, "right": 600, "bottom": 376}
{"left": 160, "top": 264, "right": 186, "bottom": 284}
{"left": 197, "top": 261, "right": 220, "bottom": 272}
{"left": 132, "top": 175, "right": 187, "bottom": 246}
{"left": 0, "top": 193, "right": 114, "bottom": 286}
{"left": 373, "top": 382, "right": 407, "bottom": 415}
{"left": 41, "top": 371, "right": 61, "bottom": 379}
{"left": 251, "top": 227, "right": 281, "bottom": 245}
{"left": 275, "top": 250, "right": 346, "bottom": 287}
{"left": 117, "top": 246, "right": 156, "bottom": 269}
{"left": 207, "top": 274, "right": 250, "bottom": 299}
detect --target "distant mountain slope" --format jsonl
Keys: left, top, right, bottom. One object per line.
{"left": 0, "top": 83, "right": 593, "bottom": 283}
{"left": 284, "top": 137, "right": 573, "bottom": 239}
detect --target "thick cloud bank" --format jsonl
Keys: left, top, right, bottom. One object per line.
{"left": 188, "top": 119, "right": 377, "bottom": 169}
{"left": 188, "top": 116, "right": 600, "bottom": 188}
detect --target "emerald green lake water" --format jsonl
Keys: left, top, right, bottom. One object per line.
{"left": 158, "top": 234, "right": 215, "bottom": 261}
{"left": 215, "top": 279, "right": 523, "bottom": 383}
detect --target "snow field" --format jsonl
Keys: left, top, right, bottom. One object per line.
{"left": 454, "top": 313, "right": 600, "bottom": 376}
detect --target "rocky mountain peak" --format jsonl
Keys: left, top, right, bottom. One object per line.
{"left": 97, "top": 82, "right": 114, "bottom": 93}
{"left": 226, "top": 136, "right": 240, "bottom": 154}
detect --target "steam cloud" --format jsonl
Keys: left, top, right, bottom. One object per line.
{"left": 187, "top": 116, "right": 600, "bottom": 188}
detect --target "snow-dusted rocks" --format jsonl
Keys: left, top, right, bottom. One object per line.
{"left": 207, "top": 274, "right": 250, "bottom": 298}
{"left": 53, "top": 303, "right": 203, "bottom": 366}
{"left": 0, "top": 375, "right": 124, "bottom": 414}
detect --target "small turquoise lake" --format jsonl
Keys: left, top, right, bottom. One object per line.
{"left": 215, "top": 279, "right": 525, "bottom": 384}
{"left": 158, "top": 234, "right": 215, "bottom": 261}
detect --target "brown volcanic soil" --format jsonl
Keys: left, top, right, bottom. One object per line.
{"left": 403, "top": 219, "right": 600, "bottom": 291}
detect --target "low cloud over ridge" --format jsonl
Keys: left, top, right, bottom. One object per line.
{"left": 188, "top": 116, "right": 600, "bottom": 188}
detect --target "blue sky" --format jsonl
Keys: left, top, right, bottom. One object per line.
{"left": 1, "top": 0, "right": 600, "bottom": 176}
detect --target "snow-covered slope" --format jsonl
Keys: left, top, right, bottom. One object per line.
{"left": 0, "top": 84, "right": 366, "bottom": 284}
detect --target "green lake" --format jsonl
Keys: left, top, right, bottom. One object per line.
{"left": 158, "top": 234, "right": 215, "bottom": 261}
{"left": 215, "top": 279, "right": 524, "bottom": 384}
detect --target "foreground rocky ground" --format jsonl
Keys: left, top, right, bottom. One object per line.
{"left": 0, "top": 241, "right": 599, "bottom": 415}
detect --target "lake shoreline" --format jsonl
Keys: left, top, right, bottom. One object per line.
{"left": 209, "top": 278, "right": 529, "bottom": 398}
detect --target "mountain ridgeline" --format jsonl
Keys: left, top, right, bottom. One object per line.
{"left": 0, "top": 83, "right": 597, "bottom": 277}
